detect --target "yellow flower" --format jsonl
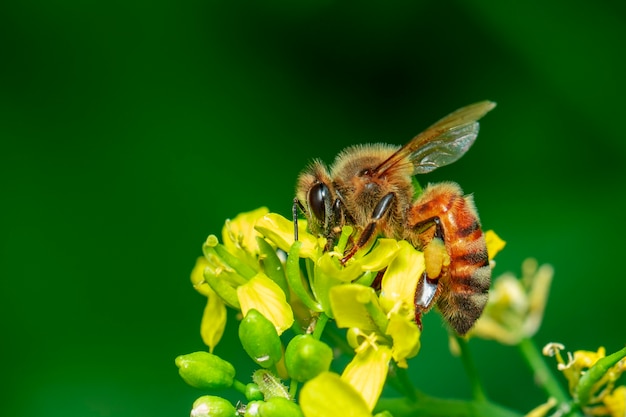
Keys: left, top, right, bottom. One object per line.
{"left": 468, "top": 258, "right": 553, "bottom": 345}
{"left": 543, "top": 343, "right": 626, "bottom": 414}
{"left": 191, "top": 208, "right": 298, "bottom": 349}
{"left": 326, "top": 240, "right": 424, "bottom": 407}
{"left": 222, "top": 206, "right": 269, "bottom": 261}
{"left": 602, "top": 385, "right": 626, "bottom": 417}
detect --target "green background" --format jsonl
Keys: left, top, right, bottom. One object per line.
{"left": 2, "top": 1, "right": 625, "bottom": 416}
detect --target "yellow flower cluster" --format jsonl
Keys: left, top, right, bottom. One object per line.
{"left": 541, "top": 343, "right": 626, "bottom": 417}
{"left": 189, "top": 207, "right": 507, "bottom": 416}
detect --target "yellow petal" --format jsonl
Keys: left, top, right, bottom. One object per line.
{"left": 255, "top": 213, "right": 319, "bottom": 260}
{"left": 315, "top": 238, "right": 400, "bottom": 284}
{"left": 237, "top": 273, "right": 294, "bottom": 335}
{"left": 603, "top": 385, "right": 626, "bottom": 417}
{"left": 357, "top": 239, "right": 401, "bottom": 271}
{"left": 329, "top": 284, "right": 381, "bottom": 331}
{"left": 300, "top": 372, "right": 372, "bottom": 417}
{"left": 190, "top": 256, "right": 213, "bottom": 297}
{"left": 200, "top": 289, "right": 227, "bottom": 353}
{"left": 379, "top": 241, "right": 424, "bottom": 314}
{"left": 341, "top": 344, "right": 392, "bottom": 411}
{"left": 386, "top": 312, "right": 421, "bottom": 368}
{"left": 485, "top": 230, "right": 506, "bottom": 261}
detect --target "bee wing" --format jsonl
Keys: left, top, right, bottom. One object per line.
{"left": 374, "top": 101, "right": 496, "bottom": 176}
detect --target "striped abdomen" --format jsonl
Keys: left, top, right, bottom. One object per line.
{"left": 406, "top": 181, "right": 490, "bottom": 335}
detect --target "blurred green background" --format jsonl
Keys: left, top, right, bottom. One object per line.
{"left": 2, "top": 1, "right": 625, "bottom": 416}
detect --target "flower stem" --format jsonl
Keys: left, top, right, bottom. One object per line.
{"left": 518, "top": 338, "right": 569, "bottom": 403}
{"left": 312, "top": 313, "right": 330, "bottom": 340}
{"left": 454, "top": 334, "right": 488, "bottom": 402}
{"left": 376, "top": 394, "right": 524, "bottom": 417}
{"left": 289, "top": 378, "right": 299, "bottom": 399}
{"left": 232, "top": 379, "right": 247, "bottom": 396}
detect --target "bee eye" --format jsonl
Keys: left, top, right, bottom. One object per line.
{"left": 308, "top": 182, "right": 329, "bottom": 222}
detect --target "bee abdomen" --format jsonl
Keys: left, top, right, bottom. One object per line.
{"left": 440, "top": 198, "right": 491, "bottom": 334}
{"left": 439, "top": 264, "right": 491, "bottom": 335}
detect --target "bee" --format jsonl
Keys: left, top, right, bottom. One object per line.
{"left": 294, "top": 101, "right": 496, "bottom": 335}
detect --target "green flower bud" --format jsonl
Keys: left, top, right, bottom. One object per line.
{"left": 244, "top": 400, "right": 264, "bottom": 417}
{"left": 175, "top": 351, "right": 235, "bottom": 390}
{"left": 190, "top": 395, "right": 237, "bottom": 417}
{"left": 260, "top": 397, "right": 304, "bottom": 417}
{"left": 239, "top": 309, "right": 283, "bottom": 368}
{"left": 245, "top": 383, "right": 264, "bottom": 401}
{"left": 285, "top": 334, "right": 333, "bottom": 382}
{"left": 244, "top": 398, "right": 304, "bottom": 417}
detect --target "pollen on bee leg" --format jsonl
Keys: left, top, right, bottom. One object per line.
{"left": 423, "top": 237, "right": 450, "bottom": 279}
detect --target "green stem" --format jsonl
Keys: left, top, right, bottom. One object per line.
{"left": 232, "top": 379, "right": 247, "bottom": 395}
{"left": 375, "top": 394, "right": 523, "bottom": 417}
{"left": 518, "top": 338, "right": 569, "bottom": 403}
{"left": 312, "top": 313, "right": 330, "bottom": 340}
{"left": 289, "top": 378, "right": 299, "bottom": 399}
{"left": 455, "top": 334, "right": 488, "bottom": 402}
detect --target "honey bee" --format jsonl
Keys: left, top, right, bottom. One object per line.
{"left": 294, "top": 101, "right": 496, "bottom": 335}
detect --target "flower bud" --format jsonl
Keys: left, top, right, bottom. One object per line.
{"left": 285, "top": 334, "right": 333, "bottom": 382}
{"left": 244, "top": 401, "right": 263, "bottom": 417}
{"left": 190, "top": 395, "right": 237, "bottom": 417}
{"left": 243, "top": 398, "right": 303, "bottom": 417}
{"left": 245, "top": 383, "right": 264, "bottom": 401}
{"left": 239, "top": 309, "right": 283, "bottom": 368}
{"left": 260, "top": 397, "right": 304, "bottom": 417}
{"left": 175, "top": 351, "right": 235, "bottom": 390}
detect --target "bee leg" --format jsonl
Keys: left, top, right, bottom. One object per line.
{"left": 412, "top": 216, "right": 446, "bottom": 327}
{"left": 340, "top": 192, "right": 395, "bottom": 264}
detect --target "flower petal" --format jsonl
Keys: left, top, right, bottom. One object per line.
{"left": 341, "top": 344, "right": 392, "bottom": 411}
{"left": 237, "top": 273, "right": 294, "bottom": 335}
{"left": 329, "top": 284, "right": 381, "bottom": 331}
{"left": 191, "top": 256, "right": 213, "bottom": 297}
{"left": 300, "top": 372, "right": 372, "bottom": 417}
{"left": 255, "top": 213, "right": 319, "bottom": 260}
{"left": 485, "top": 230, "right": 506, "bottom": 261}
{"left": 357, "top": 239, "right": 401, "bottom": 271}
{"left": 379, "top": 241, "right": 424, "bottom": 315}
{"left": 386, "top": 312, "right": 421, "bottom": 368}
{"left": 200, "top": 287, "right": 227, "bottom": 353}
